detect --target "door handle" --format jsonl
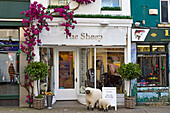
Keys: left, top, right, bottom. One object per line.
{"left": 75, "top": 78, "right": 77, "bottom": 82}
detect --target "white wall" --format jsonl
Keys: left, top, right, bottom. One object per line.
{"left": 31, "top": 0, "right": 131, "bottom": 16}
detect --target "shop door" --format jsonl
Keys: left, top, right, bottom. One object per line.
{"left": 56, "top": 49, "right": 77, "bottom": 100}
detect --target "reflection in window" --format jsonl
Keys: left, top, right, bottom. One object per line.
{"left": 79, "top": 48, "right": 94, "bottom": 94}
{"left": 137, "top": 45, "right": 150, "bottom": 52}
{"left": 137, "top": 54, "right": 167, "bottom": 86}
{"left": 59, "top": 51, "right": 74, "bottom": 89}
{"left": 40, "top": 48, "right": 54, "bottom": 93}
{"left": 0, "top": 52, "right": 19, "bottom": 95}
{"left": 50, "top": 0, "right": 67, "bottom": 5}
{"left": 161, "top": 1, "right": 168, "bottom": 22}
{"left": 96, "top": 48, "right": 124, "bottom": 93}
{"left": 102, "top": 0, "right": 120, "bottom": 7}
{"left": 152, "top": 45, "right": 165, "bottom": 52}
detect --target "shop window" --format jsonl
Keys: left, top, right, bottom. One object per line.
{"left": 101, "top": 0, "right": 121, "bottom": 8}
{"left": 50, "top": 0, "right": 68, "bottom": 5}
{"left": 0, "top": 52, "right": 19, "bottom": 95}
{"left": 161, "top": 0, "right": 168, "bottom": 23}
{"left": 152, "top": 45, "right": 165, "bottom": 52}
{"left": 79, "top": 48, "right": 125, "bottom": 94}
{"left": 40, "top": 48, "right": 54, "bottom": 93}
{"left": 0, "top": 28, "right": 19, "bottom": 96}
{"left": 137, "top": 54, "right": 167, "bottom": 87}
{"left": 79, "top": 48, "right": 94, "bottom": 94}
{"left": 137, "top": 45, "right": 150, "bottom": 52}
{"left": 96, "top": 48, "right": 124, "bottom": 93}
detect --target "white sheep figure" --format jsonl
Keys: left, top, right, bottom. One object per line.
{"left": 99, "top": 98, "right": 111, "bottom": 112}
{"left": 85, "top": 87, "right": 102, "bottom": 111}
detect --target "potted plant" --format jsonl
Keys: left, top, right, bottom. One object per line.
{"left": 45, "top": 91, "right": 54, "bottom": 109}
{"left": 118, "top": 62, "right": 141, "bottom": 109}
{"left": 24, "top": 62, "right": 48, "bottom": 109}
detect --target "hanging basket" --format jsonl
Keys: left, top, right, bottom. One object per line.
{"left": 33, "top": 98, "right": 45, "bottom": 110}
{"left": 125, "top": 96, "right": 136, "bottom": 109}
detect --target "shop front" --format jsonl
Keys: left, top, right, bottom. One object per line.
{"left": 132, "top": 28, "right": 170, "bottom": 105}
{"left": 37, "top": 18, "right": 132, "bottom": 105}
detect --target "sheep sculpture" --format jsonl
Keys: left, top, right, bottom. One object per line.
{"left": 99, "top": 98, "right": 111, "bottom": 112}
{"left": 85, "top": 87, "right": 102, "bottom": 111}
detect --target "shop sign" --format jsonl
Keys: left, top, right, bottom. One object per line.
{"left": 0, "top": 41, "right": 19, "bottom": 51}
{"left": 102, "top": 87, "right": 117, "bottom": 111}
{"left": 40, "top": 26, "right": 127, "bottom": 46}
{"left": 69, "top": 33, "right": 103, "bottom": 42}
{"left": 132, "top": 29, "right": 170, "bottom": 42}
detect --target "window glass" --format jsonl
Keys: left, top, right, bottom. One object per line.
{"left": 0, "top": 52, "right": 19, "bottom": 95}
{"left": 152, "top": 45, "right": 165, "bottom": 52}
{"left": 50, "top": 0, "right": 67, "bottom": 5}
{"left": 137, "top": 54, "right": 167, "bottom": 87}
{"left": 0, "top": 28, "right": 19, "bottom": 96}
{"left": 79, "top": 48, "right": 94, "bottom": 94}
{"left": 137, "top": 45, "right": 150, "bottom": 52}
{"left": 40, "top": 48, "right": 54, "bottom": 93}
{"left": 58, "top": 51, "right": 74, "bottom": 89}
{"left": 161, "top": 1, "right": 168, "bottom": 22}
{"left": 96, "top": 48, "right": 124, "bottom": 93}
{"left": 102, "top": 0, "right": 120, "bottom": 7}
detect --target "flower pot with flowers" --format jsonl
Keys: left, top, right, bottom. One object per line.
{"left": 45, "top": 92, "right": 54, "bottom": 109}
{"left": 118, "top": 62, "right": 141, "bottom": 109}
{"left": 24, "top": 62, "right": 48, "bottom": 109}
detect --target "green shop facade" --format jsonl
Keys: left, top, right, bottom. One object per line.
{"left": 131, "top": 28, "right": 170, "bottom": 105}
{"left": 0, "top": 0, "right": 30, "bottom": 106}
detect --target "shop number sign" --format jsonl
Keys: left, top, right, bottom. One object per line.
{"left": 102, "top": 87, "right": 117, "bottom": 111}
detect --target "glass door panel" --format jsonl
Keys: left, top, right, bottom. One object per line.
{"left": 59, "top": 51, "right": 74, "bottom": 89}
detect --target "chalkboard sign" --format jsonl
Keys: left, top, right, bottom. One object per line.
{"left": 102, "top": 87, "right": 117, "bottom": 111}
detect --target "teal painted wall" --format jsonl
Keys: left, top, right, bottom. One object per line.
{"left": 0, "top": 0, "right": 30, "bottom": 19}
{"left": 131, "top": 0, "right": 160, "bottom": 27}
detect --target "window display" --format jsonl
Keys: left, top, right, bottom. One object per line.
{"left": 40, "top": 48, "right": 54, "bottom": 93}
{"left": 79, "top": 48, "right": 94, "bottom": 94}
{"left": 79, "top": 48, "right": 124, "bottom": 94}
{"left": 137, "top": 54, "right": 167, "bottom": 86}
{"left": 137, "top": 44, "right": 168, "bottom": 87}
{"left": 96, "top": 48, "right": 124, "bottom": 93}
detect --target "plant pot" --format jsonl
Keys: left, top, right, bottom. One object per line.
{"left": 33, "top": 98, "right": 45, "bottom": 110}
{"left": 125, "top": 96, "right": 136, "bottom": 109}
{"left": 46, "top": 95, "right": 53, "bottom": 109}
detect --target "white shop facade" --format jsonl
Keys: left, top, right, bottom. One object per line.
{"left": 36, "top": 18, "right": 132, "bottom": 105}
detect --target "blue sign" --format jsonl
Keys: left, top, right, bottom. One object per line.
{"left": 0, "top": 41, "right": 19, "bottom": 51}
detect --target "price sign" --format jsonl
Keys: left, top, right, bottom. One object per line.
{"left": 102, "top": 87, "right": 117, "bottom": 111}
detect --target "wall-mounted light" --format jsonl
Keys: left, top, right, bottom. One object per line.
{"left": 100, "top": 21, "right": 109, "bottom": 25}
{"left": 135, "top": 22, "right": 140, "bottom": 27}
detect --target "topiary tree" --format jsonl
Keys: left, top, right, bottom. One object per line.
{"left": 118, "top": 62, "right": 141, "bottom": 96}
{"left": 24, "top": 62, "right": 48, "bottom": 104}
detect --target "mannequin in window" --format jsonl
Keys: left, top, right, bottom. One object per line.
{"left": 107, "top": 57, "right": 119, "bottom": 75}
{"left": 96, "top": 59, "right": 104, "bottom": 81}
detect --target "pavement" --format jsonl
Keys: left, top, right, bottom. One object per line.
{"left": 0, "top": 101, "right": 170, "bottom": 113}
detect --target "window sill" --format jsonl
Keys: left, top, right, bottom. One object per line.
{"left": 101, "top": 10, "right": 122, "bottom": 16}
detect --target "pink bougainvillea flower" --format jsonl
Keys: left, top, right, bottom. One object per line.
{"left": 25, "top": 75, "right": 29, "bottom": 79}
{"left": 20, "top": 11, "right": 25, "bottom": 15}
{"left": 25, "top": 100, "right": 28, "bottom": 103}
{"left": 27, "top": 83, "right": 30, "bottom": 86}
{"left": 26, "top": 95, "right": 30, "bottom": 98}
{"left": 33, "top": 30, "right": 38, "bottom": 35}
{"left": 30, "top": 99, "right": 33, "bottom": 103}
